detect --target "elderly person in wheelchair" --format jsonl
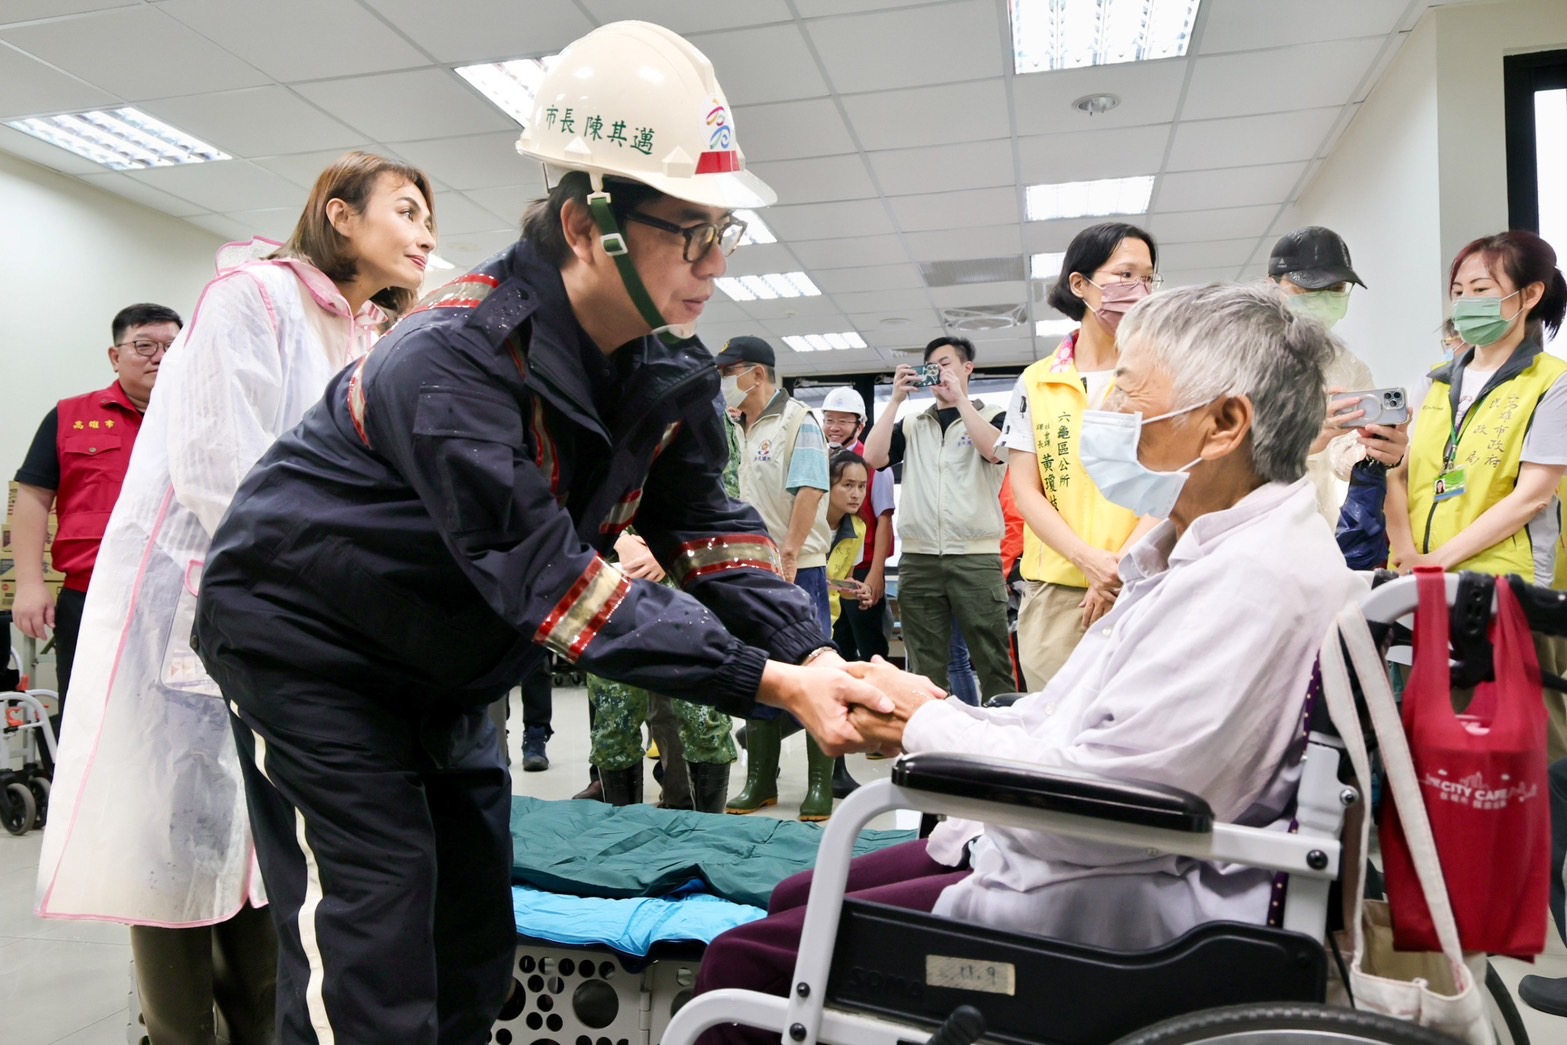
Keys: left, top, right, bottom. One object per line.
{"left": 687, "top": 282, "right": 1369, "bottom": 1043}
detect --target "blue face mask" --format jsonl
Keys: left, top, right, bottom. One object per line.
{"left": 1079, "top": 405, "right": 1206, "bottom": 518}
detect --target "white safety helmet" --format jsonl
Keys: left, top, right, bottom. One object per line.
{"left": 820, "top": 387, "right": 867, "bottom": 419}
{"left": 517, "top": 21, "right": 775, "bottom": 211}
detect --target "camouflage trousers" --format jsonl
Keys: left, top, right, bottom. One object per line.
{"left": 587, "top": 675, "right": 737, "bottom": 771}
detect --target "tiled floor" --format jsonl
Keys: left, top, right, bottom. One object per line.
{"left": 3, "top": 683, "right": 1564, "bottom": 1044}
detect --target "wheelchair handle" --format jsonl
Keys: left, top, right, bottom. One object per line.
{"left": 919, "top": 1004, "right": 986, "bottom": 1045}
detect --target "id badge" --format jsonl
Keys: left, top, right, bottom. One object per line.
{"left": 1434, "top": 467, "right": 1466, "bottom": 502}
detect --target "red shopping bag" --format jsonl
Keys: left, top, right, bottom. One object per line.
{"left": 1379, "top": 568, "right": 1550, "bottom": 958}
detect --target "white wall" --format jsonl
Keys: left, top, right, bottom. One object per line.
{"left": 0, "top": 151, "right": 222, "bottom": 477}
{"left": 1293, "top": 0, "right": 1567, "bottom": 393}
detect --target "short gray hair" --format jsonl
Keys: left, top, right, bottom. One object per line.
{"left": 1117, "top": 283, "right": 1335, "bottom": 484}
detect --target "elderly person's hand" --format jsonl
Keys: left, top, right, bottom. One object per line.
{"left": 842, "top": 656, "right": 947, "bottom": 755}
{"left": 1080, "top": 585, "right": 1116, "bottom": 629}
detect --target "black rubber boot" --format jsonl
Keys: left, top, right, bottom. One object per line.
{"left": 831, "top": 756, "right": 860, "bottom": 799}
{"left": 599, "top": 766, "right": 643, "bottom": 807}
{"left": 686, "top": 762, "right": 732, "bottom": 814}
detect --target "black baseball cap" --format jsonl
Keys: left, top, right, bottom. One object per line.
{"left": 714, "top": 335, "right": 775, "bottom": 368}
{"left": 1267, "top": 226, "right": 1366, "bottom": 289}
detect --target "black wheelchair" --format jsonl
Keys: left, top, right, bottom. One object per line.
{"left": 662, "top": 573, "right": 1548, "bottom": 1045}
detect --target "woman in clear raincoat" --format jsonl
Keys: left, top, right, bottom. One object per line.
{"left": 35, "top": 151, "right": 435, "bottom": 1045}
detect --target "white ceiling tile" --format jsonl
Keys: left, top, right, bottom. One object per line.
{"left": 428, "top": 192, "right": 514, "bottom": 237}
{"left": 123, "top": 160, "right": 305, "bottom": 213}
{"left": 794, "top": 0, "right": 931, "bottom": 15}
{"left": 1160, "top": 266, "right": 1254, "bottom": 287}
{"left": 830, "top": 288, "right": 937, "bottom": 314}
{"left": 763, "top": 200, "right": 897, "bottom": 241}
{"left": 735, "top": 295, "right": 848, "bottom": 322}
{"left": 806, "top": 0, "right": 1002, "bottom": 95}
{"left": 1180, "top": 38, "right": 1385, "bottom": 121}
{"left": 1146, "top": 204, "right": 1281, "bottom": 245}
{"left": 367, "top": 0, "right": 594, "bottom": 64}
{"left": 1022, "top": 217, "right": 1119, "bottom": 253}
{"left": 1166, "top": 107, "right": 1341, "bottom": 172}
{"left": 218, "top": 206, "right": 301, "bottom": 241}
{"left": 842, "top": 80, "right": 1011, "bottom": 151}
{"left": 0, "top": 0, "right": 138, "bottom": 22}
{"left": 0, "top": 123, "right": 108, "bottom": 173}
{"left": 435, "top": 228, "right": 519, "bottom": 264}
{"left": 182, "top": 212, "right": 255, "bottom": 241}
{"left": 1156, "top": 237, "right": 1264, "bottom": 271}
{"left": 811, "top": 263, "right": 925, "bottom": 294}
{"left": 1155, "top": 161, "right": 1308, "bottom": 213}
{"left": 737, "top": 97, "right": 858, "bottom": 163}
{"left": 848, "top": 307, "right": 943, "bottom": 330}
{"left": 389, "top": 133, "right": 535, "bottom": 191}
{"left": 721, "top": 243, "right": 805, "bottom": 276}
{"left": 791, "top": 235, "right": 908, "bottom": 270}
{"left": 1016, "top": 124, "right": 1170, "bottom": 184}
{"left": 1011, "top": 61, "right": 1189, "bottom": 136}
{"left": 1, "top": 7, "right": 270, "bottom": 101}
{"left": 157, "top": 0, "right": 428, "bottom": 82}
{"left": 685, "top": 24, "right": 828, "bottom": 105}
{"left": 141, "top": 87, "right": 364, "bottom": 157}
{"left": 867, "top": 139, "right": 1015, "bottom": 196}
{"left": 582, "top": 0, "right": 794, "bottom": 33}
{"left": 78, "top": 170, "right": 211, "bottom": 216}
{"left": 902, "top": 224, "right": 1024, "bottom": 262}
{"left": 0, "top": 42, "right": 117, "bottom": 120}
{"left": 251, "top": 147, "right": 384, "bottom": 188}
{"left": 751, "top": 153, "right": 878, "bottom": 204}
{"left": 294, "top": 69, "right": 517, "bottom": 142}
{"left": 462, "top": 184, "right": 547, "bottom": 227}
{"left": 929, "top": 281, "right": 1031, "bottom": 309}
{"left": 1197, "top": 0, "right": 1410, "bottom": 54}
{"left": 889, "top": 186, "right": 1018, "bottom": 233}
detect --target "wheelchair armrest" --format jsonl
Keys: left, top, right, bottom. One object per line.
{"left": 891, "top": 753, "right": 1214, "bottom": 833}
{"left": 982, "top": 692, "right": 1027, "bottom": 708}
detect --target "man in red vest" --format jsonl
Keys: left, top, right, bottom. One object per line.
{"left": 11, "top": 303, "right": 181, "bottom": 723}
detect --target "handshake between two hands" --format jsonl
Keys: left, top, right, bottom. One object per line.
{"left": 773, "top": 653, "right": 949, "bottom": 759}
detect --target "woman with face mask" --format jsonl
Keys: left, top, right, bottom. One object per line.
{"left": 1387, "top": 230, "right": 1567, "bottom": 750}
{"left": 999, "top": 222, "right": 1162, "bottom": 691}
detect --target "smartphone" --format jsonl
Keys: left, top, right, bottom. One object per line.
{"left": 828, "top": 578, "right": 861, "bottom": 593}
{"left": 1336, "top": 387, "right": 1410, "bottom": 427}
{"left": 913, "top": 362, "right": 943, "bottom": 388}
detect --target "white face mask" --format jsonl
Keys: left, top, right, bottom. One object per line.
{"left": 1079, "top": 404, "right": 1206, "bottom": 518}
{"left": 721, "top": 368, "right": 753, "bottom": 409}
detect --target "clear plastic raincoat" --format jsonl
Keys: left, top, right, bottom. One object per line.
{"left": 36, "top": 243, "right": 383, "bottom": 925}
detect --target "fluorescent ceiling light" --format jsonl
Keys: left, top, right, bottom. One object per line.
{"left": 1010, "top": 0, "right": 1202, "bottom": 74}
{"left": 1026, "top": 176, "right": 1154, "bottom": 221}
{"left": 734, "top": 209, "right": 776, "bottom": 246}
{"left": 714, "top": 272, "right": 821, "bottom": 302}
{"left": 6, "top": 107, "right": 229, "bottom": 170}
{"left": 455, "top": 56, "right": 556, "bottom": 126}
{"left": 783, "top": 332, "right": 868, "bottom": 353}
{"left": 1031, "top": 252, "right": 1066, "bottom": 279}
{"left": 1036, "top": 319, "right": 1077, "bottom": 337}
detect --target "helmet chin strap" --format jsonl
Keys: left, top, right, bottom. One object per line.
{"left": 584, "top": 175, "right": 697, "bottom": 347}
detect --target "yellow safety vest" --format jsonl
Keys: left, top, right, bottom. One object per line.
{"left": 1407, "top": 348, "right": 1567, "bottom": 576}
{"left": 1554, "top": 477, "right": 1567, "bottom": 591}
{"left": 1017, "top": 357, "right": 1139, "bottom": 587}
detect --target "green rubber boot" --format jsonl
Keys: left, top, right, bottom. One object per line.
{"left": 799, "top": 737, "right": 835, "bottom": 822}
{"left": 726, "top": 718, "right": 781, "bottom": 813}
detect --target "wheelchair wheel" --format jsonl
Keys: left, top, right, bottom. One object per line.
{"left": 1110, "top": 1002, "right": 1465, "bottom": 1044}
{"left": 28, "top": 776, "right": 50, "bottom": 830}
{"left": 1485, "top": 961, "right": 1530, "bottom": 1045}
{"left": 0, "top": 781, "right": 37, "bottom": 835}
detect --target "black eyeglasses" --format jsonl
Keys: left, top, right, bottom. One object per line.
{"left": 115, "top": 338, "right": 175, "bottom": 358}
{"left": 622, "top": 211, "right": 748, "bottom": 263}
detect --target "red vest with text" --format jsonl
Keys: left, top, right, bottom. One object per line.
{"left": 50, "top": 382, "right": 144, "bottom": 591}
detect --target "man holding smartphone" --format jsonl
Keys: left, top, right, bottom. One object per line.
{"left": 863, "top": 336, "right": 1015, "bottom": 700}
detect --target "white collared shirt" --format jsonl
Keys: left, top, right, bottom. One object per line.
{"left": 903, "top": 478, "right": 1364, "bottom": 949}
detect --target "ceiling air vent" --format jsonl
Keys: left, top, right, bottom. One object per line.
{"left": 920, "top": 256, "right": 1026, "bottom": 287}
{"left": 941, "top": 303, "right": 1028, "bottom": 332}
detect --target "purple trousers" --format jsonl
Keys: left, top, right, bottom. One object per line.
{"left": 692, "top": 839, "right": 971, "bottom": 1045}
